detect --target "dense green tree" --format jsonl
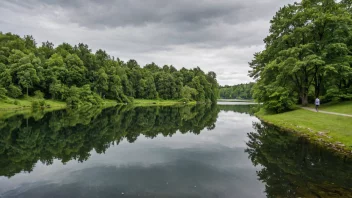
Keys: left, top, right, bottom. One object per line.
{"left": 219, "top": 83, "right": 254, "bottom": 99}
{"left": 0, "top": 63, "right": 12, "bottom": 88}
{"left": 249, "top": 0, "right": 352, "bottom": 112}
{"left": 181, "top": 85, "right": 198, "bottom": 101}
{"left": 0, "top": 86, "right": 7, "bottom": 98}
{"left": 0, "top": 32, "right": 219, "bottom": 106}
{"left": 49, "top": 80, "right": 64, "bottom": 100}
{"left": 7, "top": 84, "right": 22, "bottom": 98}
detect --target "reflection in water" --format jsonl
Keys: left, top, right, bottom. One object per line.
{"left": 0, "top": 104, "right": 266, "bottom": 198}
{"left": 247, "top": 122, "right": 352, "bottom": 198}
{"left": 0, "top": 104, "right": 352, "bottom": 197}
{"left": 0, "top": 104, "right": 219, "bottom": 178}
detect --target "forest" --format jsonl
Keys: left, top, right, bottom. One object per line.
{"left": 219, "top": 83, "right": 254, "bottom": 99}
{"left": 249, "top": 0, "right": 352, "bottom": 113}
{"left": 0, "top": 32, "right": 219, "bottom": 106}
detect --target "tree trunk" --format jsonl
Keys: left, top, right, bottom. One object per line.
{"left": 26, "top": 87, "right": 28, "bottom": 97}
{"left": 314, "top": 85, "right": 320, "bottom": 98}
{"left": 300, "top": 87, "right": 309, "bottom": 106}
{"left": 301, "top": 94, "right": 308, "bottom": 106}
{"left": 314, "top": 74, "right": 322, "bottom": 98}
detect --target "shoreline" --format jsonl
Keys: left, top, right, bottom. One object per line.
{"left": 0, "top": 99, "right": 200, "bottom": 118}
{"left": 256, "top": 109, "right": 352, "bottom": 157}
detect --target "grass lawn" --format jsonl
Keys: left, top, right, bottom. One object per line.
{"left": 256, "top": 108, "right": 352, "bottom": 150}
{"left": 133, "top": 99, "right": 196, "bottom": 107}
{"left": 308, "top": 101, "right": 352, "bottom": 115}
{"left": 0, "top": 97, "right": 66, "bottom": 109}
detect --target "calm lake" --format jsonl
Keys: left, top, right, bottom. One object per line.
{"left": 0, "top": 104, "right": 351, "bottom": 197}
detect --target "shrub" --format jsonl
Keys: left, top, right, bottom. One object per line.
{"left": 39, "top": 100, "right": 46, "bottom": 107}
{"left": 14, "top": 100, "right": 20, "bottom": 105}
{"left": 128, "top": 96, "right": 134, "bottom": 103}
{"left": 178, "top": 98, "right": 189, "bottom": 103}
{"left": 31, "top": 101, "right": 40, "bottom": 109}
{"left": 34, "top": 90, "right": 44, "bottom": 99}
{"left": 7, "top": 85, "right": 22, "bottom": 98}
{"left": 0, "top": 87, "right": 7, "bottom": 99}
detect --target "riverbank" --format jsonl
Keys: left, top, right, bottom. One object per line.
{"left": 0, "top": 97, "right": 118, "bottom": 118}
{"left": 256, "top": 102, "right": 352, "bottom": 155}
{"left": 217, "top": 99, "right": 254, "bottom": 102}
{"left": 0, "top": 97, "right": 118, "bottom": 110}
{"left": 132, "top": 99, "right": 197, "bottom": 107}
{"left": 0, "top": 97, "right": 66, "bottom": 110}
{"left": 0, "top": 98, "right": 198, "bottom": 118}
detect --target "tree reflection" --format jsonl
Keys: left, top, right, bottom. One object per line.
{"left": 0, "top": 104, "right": 219, "bottom": 178}
{"left": 246, "top": 122, "right": 352, "bottom": 198}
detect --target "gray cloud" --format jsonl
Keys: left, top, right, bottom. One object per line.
{"left": 1, "top": 0, "right": 296, "bottom": 85}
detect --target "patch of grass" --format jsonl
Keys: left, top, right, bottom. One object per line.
{"left": 217, "top": 99, "right": 255, "bottom": 102}
{"left": 102, "top": 99, "right": 118, "bottom": 107}
{"left": 256, "top": 108, "right": 352, "bottom": 152}
{"left": 0, "top": 98, "right": 119, "bottom": 119}
{"left": 133, "top": 99, "right": 197, "bottom": 107}
{"left": 0, "top": 96, "right": 66, "bottom": 110}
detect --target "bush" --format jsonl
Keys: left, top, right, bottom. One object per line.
{"left": 178, "top": 98, "right": 189, "bottom": 103}
{"left": 7, "top": 85, "right": 22, "bottom": 98}
{"left": 128, "top": 97, "right": 134, "bottom": 103}
{"left": 31, "top": 101, "right": 40, "bottom": 109}
{"left": 39, "top": 100, "right": 46, "bottom": 107}
{"left": 34, "top": 90, "right": 44, "bottom": 99}
{"left": 14, "top": 100, "right": 20, "bottom": 105}
{"left": 32, "top": 100, "right": 46, "bottom": 109}
{"left": 0, "top": 87, "right": 7, "bottom": 99}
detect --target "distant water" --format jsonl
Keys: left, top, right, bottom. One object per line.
{"left": 0, "top": 104, "right": 351, "bottom": 197}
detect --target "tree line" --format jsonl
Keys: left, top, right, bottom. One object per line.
{"left": 0, "top": 32, "right": 219, "bottom": 106}
{"left": 219, "top": 83, "right": 254, "bottom": 99}
{"left": 249, "top": 0, "right": 352, "bottom": 112}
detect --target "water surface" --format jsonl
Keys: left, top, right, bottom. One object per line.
{"left": 0, "top": 104, "right": 351, "bottom": 197}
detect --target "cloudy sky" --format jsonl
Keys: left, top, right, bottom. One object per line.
{"left": 1, "top": 0, "right": 295, "bottom": 85}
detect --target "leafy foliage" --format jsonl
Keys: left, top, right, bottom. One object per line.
{"left": 249, "top": 0, "right": 352, "bottom": 112}
{"left": 219, "top": 83, "right": 255, "bottom": 99}
{"left": 0, "top": 32, "right": 219, "bottom": 106}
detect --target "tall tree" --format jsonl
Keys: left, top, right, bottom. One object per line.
{"left": 249, "top": 0, "right": 352, "bottom": 112}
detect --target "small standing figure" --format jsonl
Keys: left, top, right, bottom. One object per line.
{"left": 315, "top": 97, "right": 320, "bottom": 112}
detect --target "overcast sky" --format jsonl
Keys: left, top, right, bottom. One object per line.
{"left": 1, "top": 0, "right": 295, "bottom": 85}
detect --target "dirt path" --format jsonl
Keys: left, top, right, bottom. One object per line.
{"left": 301, "top": 107, "right": 352, "bottom": 118}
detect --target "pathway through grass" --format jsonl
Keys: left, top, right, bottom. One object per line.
{"left": 301, "top": 107, "right": 352, "bottom": 117}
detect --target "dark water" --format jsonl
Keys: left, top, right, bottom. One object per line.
{"left": 0, "top": 104, "right": 351, "bottom": 198}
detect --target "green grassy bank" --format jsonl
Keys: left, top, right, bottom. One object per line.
{"left": 256, "top": 102, "right": 352, "bottom": 155}
{"left": 0, "top": 98, "right": 197, "bottom": 118}
{"left": 0, "top": 97, "right": 66, "bottom": 110}
{"left": 0, "top": 97, "right": 118, "bottom": 118}
{"left": 132, "top": 99, "right": 197, "bottom": 107}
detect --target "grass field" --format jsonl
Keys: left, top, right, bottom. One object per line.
{"left": 133, "top": 99, "right": 197, "bottom": 107}
{"left": 256, "top": 106, "right": 352, "bottom": 153}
